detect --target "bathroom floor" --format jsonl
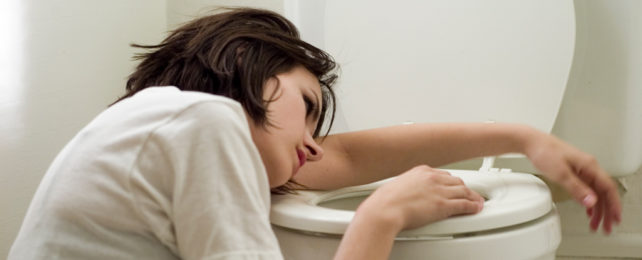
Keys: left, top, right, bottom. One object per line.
{"left": 557, "top": 256, "right": 640, "bottom": 260}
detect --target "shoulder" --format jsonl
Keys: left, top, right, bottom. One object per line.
{"left": 170, "top": 95, "right": 250, "bottom": 138}
{"left": 133, "top": 86, "right": 245, "bottom": 115}
{"left": 129, "top": 87, "right": 258, "bottom": 150}
{"left": 113, "top": 86, "right": 249, "bottom": 130}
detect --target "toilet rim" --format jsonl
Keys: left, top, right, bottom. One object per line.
{"left": 270, "top": 169, "right": 553, "bottom": 237}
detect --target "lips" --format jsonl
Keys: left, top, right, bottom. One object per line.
{"left": 296, "top": 149, "right": 306, "bottom": 174}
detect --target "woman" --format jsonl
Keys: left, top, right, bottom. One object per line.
{"left": 10, "top": 8, "right": 620, "bottom": 260}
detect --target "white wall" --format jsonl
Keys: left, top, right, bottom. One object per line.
{"left": 0, "top": 0, "right": 167, "bottom": 257}
{"left": 0, "top": 1, "right": 285, "bottom": 257}
{"left": 166, "top": 0, "right": 283, "bottom": 28}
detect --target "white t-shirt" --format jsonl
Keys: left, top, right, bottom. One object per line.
{"left": 9, "top": 87, "right": 282, "bottom": 259}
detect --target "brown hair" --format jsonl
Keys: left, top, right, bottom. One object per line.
{"left": 116, "top": 7, "right": 337, "bottom": 138}
{"left": 117, "top": 8, "right": 337, "bottom": 193}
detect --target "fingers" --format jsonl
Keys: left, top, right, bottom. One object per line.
{"left": 445, "top": 199, "right": 483, "bottom": 216}
{"left": 442, "top": 185, "right": 484, "bottom": 203}
{"left": 418, "top": 168, "right": 484, "bottom": 206}
{"left": 591, "top": 172, "right": 622, "bottom": 224}
{"left": 419, "top": 167, "right": 452, "bottom": 176}
{"left": 374, "top": 165, "right": 484, "bottom": 230}
{"left": 434, "top": 174, "right": 465, "bottom": 186}
{"left": 526, "top": 134, "right": 624, "bottom": 235}
{"left": 424, "top": 168, "right": 484, "bottom": 211}
{"left": 552, "top": 165, "right": 597, "bottom": 208}
{"left": 434, "top": 175, "right": 484, "bottom": 216}
{"left": 561, "top": 168, "right": 619, "bottom": 235}
{"left": 575, "top": 160, "right": 622, "bottom": 234}
{"left": 602, "top": 200, "right": 613, "bottom": 234}
{"left": 607, "top": 188, "right": 622, "bottom": 224}
{"left": 590, "top": 198, "right": 604, "bottom": 232}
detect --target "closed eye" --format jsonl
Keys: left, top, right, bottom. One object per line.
{"left": 303, "top": 96, "right": 316, "bottom": 117}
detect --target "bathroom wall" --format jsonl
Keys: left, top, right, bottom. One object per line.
{"left": 1, "top": 0, "right": 640, "bottom": 259}
{"left": 0, "top": 0, "right": 284, "bottom": 257}
{"left": 165, "top": 0, "right": 282, "bottom": 28}
{"left": 0, "top": 0, "right": 167, "bottom": 256}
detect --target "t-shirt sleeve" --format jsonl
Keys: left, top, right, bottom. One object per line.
{"left": 130, "top": 101, "right": 282, "bottom": 260}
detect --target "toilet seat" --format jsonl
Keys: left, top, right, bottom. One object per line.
{"left": 270, "top": 169, "right": 553, "bottom": 237}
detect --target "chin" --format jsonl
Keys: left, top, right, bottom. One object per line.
{"left": 268, "top": 176, "right": 289, "bottom": 189}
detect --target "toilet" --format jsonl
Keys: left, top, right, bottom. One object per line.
{"left": 272, "top": 0, "right": 642, "bottom": 259}
{"left": 272, "top": 169, "right": 561, "bottom": 259}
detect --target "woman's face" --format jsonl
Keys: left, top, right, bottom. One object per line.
{"left": 248, "top": 66, "right": 325, "bottom": 188}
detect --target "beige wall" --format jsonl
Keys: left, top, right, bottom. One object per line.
{"left": 166, "top": 0, "right": 284, "bottom": 28}
{"left": 0, "top": 1, "right": 284, "bottom": 257}
{"left": 0, "top": 0, "right": 167, "bottom": 257}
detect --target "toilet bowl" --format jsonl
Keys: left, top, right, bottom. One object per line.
{"left": 271, "top": 169, "right": 561, "bottom": 259}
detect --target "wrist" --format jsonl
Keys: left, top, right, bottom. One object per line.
{"left": 355, "top": 194, "right": 404, "bottom": 234}
{"left": 500, "top": 123, "right": 541, "bottom": 156}
{"left": 334, "top": 195, "right": 402, "bottom": 260}
{"left": 512, "top": 124, "right": 548, "bottom": 157}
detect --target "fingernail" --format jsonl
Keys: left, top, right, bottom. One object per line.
{"left": 582, "top": 194, "right": 597, "bottom": 207}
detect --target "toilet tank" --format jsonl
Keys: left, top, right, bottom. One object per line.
{"left": 552, "top": 1, "right": 642, "bottom": 177}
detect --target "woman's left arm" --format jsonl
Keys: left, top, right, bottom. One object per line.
{"left": 295, "top": 122, "right": 621, "bottom": 233}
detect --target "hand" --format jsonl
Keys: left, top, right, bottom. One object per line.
{"left": 524, "top": 132, "right": 622, "bottom": 234}
{"left": 360, "top": 165, "right": 484, "bottom": 231}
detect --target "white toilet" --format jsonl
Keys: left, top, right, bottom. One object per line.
{"left": 272, "top": 169, "right": 561, "bottom": 259}
{"left": 272, "top": 0, "right": 642, "bottom": 259}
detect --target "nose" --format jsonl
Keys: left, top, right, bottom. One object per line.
{"left": 303, "top": 132, "right": 324, "bottom": 161}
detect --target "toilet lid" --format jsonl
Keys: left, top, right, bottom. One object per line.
{"left": 287, "top": 0, "right": 575, "bottom": 134}
{"left": 270, "top": 170, "right": 553, "bottom": 237}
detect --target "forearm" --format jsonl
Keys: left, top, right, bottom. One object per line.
{"left": 356, "top": 122, "right": 536, "bottom": 167}
{"left": 297, "top": 122, "right": 540, "bottom": 189}
{"left": 334, "top": 200, "right": 401, "bottom": 260}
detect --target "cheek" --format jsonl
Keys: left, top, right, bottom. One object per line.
{"left": 252, "top": 128, "right": 291, "bottom": 178}
{"left": 274, "top": 103, "right": 306, "bottom": 130}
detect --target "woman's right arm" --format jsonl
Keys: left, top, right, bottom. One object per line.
{"left": 333, "top": 165, "right": 484, "bottom": 260}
